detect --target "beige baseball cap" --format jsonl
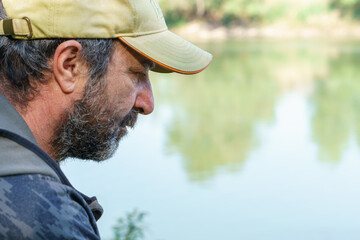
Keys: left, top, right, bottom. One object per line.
{"left": 0, "top": 0, "right": 212, "bottom": 74}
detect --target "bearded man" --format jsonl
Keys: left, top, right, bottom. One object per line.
{"left": 0, "top": 0, "right": 212, "bottom": 239}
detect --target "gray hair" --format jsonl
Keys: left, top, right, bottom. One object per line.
{"left": 0, "top": 1, "right": 115, "bottom": 107}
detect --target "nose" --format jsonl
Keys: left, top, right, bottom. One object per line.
{"left": 134, "top": 80, "right": 154, "bottom": 115}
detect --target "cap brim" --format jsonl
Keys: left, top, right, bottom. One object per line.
{"left": 118, "top": 30, "right": 212, "bottom": 75}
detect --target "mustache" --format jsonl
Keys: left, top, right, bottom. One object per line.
{"left": 119, "top": 109, "right": 138, "bottom": 128}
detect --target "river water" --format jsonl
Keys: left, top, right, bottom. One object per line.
{"left": 61, "top": 40, "right": 360, "bottom": 240}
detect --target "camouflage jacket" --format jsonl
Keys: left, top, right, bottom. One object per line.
{"left": 0, "top": 94, "right": 102, "bottom": 240}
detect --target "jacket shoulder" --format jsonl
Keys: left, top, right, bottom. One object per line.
{"left": 0, "top": 174, "right": 100, "bottom": 240}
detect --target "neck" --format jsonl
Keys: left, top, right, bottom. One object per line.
{"left": 19, "top": 105, "right": 58, "bottom": 159}
{"left": 15, "top": 84, "right": 76, "bottom": 161}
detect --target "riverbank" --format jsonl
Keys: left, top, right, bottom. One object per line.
{"left": 172, "top": 20, "right": 360, "bottom": 42}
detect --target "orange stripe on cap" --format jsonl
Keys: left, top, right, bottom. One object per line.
{"left": 118, "top": 37, "right": 209, "bottom": 75}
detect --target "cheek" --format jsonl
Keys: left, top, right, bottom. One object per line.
{"left": 106, "top": 79, "right": 138, "bottom": 113}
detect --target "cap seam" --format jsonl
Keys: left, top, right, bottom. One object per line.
{"left": 49, "top": 0, "right": 55, "bottom": 36}
{"left": 116, "top": 27, "right": 168, "bottom": 37}
{"left": 126, "top": 0, "right": 138, "bottom": 34}
{"left": 54, "top": 0, "right": 59, "bottom": 37}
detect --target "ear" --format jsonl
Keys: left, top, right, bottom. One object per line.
{"left": 52, "top": 40, "right": 85, "bottom": 94}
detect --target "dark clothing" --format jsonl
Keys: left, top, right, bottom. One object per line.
{"left": 0, "top": 94, "right": 102, "bottom": 239}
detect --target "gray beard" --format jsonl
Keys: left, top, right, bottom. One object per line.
{"left": 50, "top": 82, "right": 138, "bottom": 162}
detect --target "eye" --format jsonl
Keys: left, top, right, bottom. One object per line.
{"left": 136, "top": 72, "right": 148, "bottom": 82}
{"left": 137, "top": 72, "right": 146, "bottom": 78}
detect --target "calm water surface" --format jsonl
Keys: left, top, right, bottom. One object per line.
{"left": 62, "top": 40, "right": 360, "bottom": 240}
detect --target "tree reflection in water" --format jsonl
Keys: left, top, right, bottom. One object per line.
{"left": 311, "top": 43, "right": 360, "bottom": 163}
{"left": 152, "top": 40, "right": 360, "bottom": 182}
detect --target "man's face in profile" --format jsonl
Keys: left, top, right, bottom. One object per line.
{"left": 51, "top": 41, "right": 155, "bottom": 161}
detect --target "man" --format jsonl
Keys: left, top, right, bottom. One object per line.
{"left": 0, "top": 0, "right": 212, "bottom": 239}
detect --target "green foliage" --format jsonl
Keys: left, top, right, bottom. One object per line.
{"left": 157, "top": 0, "right": 360, "bottom": 27}
{"left": 163, "top": 10, "right": 188, "bottom": 28}
{"left": 330, "top": 0, "right": 360, "bottom": 19}
{"left": 334, "top": 0, "right": 359, "bottom": 6}
{"left": 297, "top": 3, "right": 329, "bottom": 21}
{"left": 221, "top": 14, "right": 239, "bottom": 26}
{"left": 112, "top": 209, "right": 147, "bottom": 240}
{"left": 264, "top": 2, "right": 289, "bottom": 22}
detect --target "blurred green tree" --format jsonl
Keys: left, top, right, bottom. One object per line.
{"left": 330, "top": 0, "right": 360, "bottom": 18}
{"left": 158, "top": 0, "right": 360, "bottom": 27}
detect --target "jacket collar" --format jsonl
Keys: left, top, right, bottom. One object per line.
{"left": 0, "top": 94, "right": 60, "bottom": 181}
{"left": 0, "top": 94, "right": 38, "bottom": 145}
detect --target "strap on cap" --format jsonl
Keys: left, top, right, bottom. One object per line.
{"left": 0, "top": 17, "right": 33, "bottom": 38}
